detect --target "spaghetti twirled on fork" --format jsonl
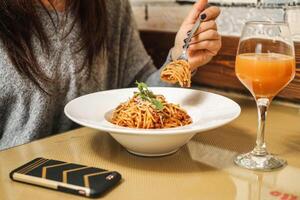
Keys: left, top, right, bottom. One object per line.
{"left": 160, "top": 60, "right": 192, "bottom": 88}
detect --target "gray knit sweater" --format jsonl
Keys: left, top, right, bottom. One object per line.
{"left": 0, "top": 0, "right": 166, "bottom": 150}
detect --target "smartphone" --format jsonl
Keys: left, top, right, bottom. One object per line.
{"left": 10, "top": 157, "right": 122, "bottom": 198}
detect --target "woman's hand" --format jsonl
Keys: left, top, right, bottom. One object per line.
{"left": 172, "top": 0, "right": 221, "bottom": 71}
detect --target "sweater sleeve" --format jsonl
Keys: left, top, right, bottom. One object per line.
{"left": 145, "top": 49, "right": 174, "bottom": 87}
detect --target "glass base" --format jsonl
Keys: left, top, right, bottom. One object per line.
{"left": 234, "top": 152, "right": 287, "bottom": 171}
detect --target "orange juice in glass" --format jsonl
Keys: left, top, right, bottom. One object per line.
{"left": 236, "top": 53, "right": 296, "bottom": 99}
{"left": 234, "top": 21, "right": 296, "bottom": 171}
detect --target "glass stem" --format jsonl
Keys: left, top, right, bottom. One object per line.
{"left": 252, "top": 98, "right": 270, "bottom": 156}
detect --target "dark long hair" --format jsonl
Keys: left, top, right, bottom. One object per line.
{"left": 0, "top": 0, "right": 107, "bottom": 93}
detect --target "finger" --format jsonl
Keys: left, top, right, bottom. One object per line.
{"left": 190, "top": 29, "right": 220, "bottom": 43}
{"left": 189, "top": 50, "right": 212, "bottom": 62}
{"left": 192, "top": 20, "right": 217, "bottom": 36}
{"left": 189, "top": 39, "right": 222, "bottom": 54}
{"left": 189, "top": 50, "right": 216, "bottom": 70}
{"left": 183, "top": 0, "right": 208, "bottom": 25}
{"left": 188, "top": 50, "right": 214, "bottom": 69}
{"left": 200, "top": 6, "right": 221, "bottom": 22}
{"left": 189, "top": 40, "right": 218, "bottom": 51}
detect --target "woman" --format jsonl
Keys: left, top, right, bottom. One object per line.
{"left": 0, "top": 0, "right": 221, "bottom": 150}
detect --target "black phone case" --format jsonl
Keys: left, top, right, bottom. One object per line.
{"left": 10, "top": 157, "right": 121, "bottom": 198}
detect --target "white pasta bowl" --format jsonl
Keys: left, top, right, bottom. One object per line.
{"left": 64, "top": 87, "right": 241, "bottom": 157}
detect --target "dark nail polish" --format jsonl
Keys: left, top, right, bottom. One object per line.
{"left": 187, "top": 30, "right": 191, "bottom": 34}
{"left": 200, "top": 13, "right": 207, "bottom": 20}
{"left": 184, "top": 38, "right": 188, "bottom": 43}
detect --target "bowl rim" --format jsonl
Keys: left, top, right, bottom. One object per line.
{"left": 64, "top": 87, "right": 241, "bottom": 135}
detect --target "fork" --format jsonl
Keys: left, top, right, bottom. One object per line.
{"left": 178, "top": 14, "right": 205, "bottom": 61}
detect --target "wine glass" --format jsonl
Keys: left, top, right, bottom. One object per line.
{"left": 234, "top": 21, "right": 296, "bottom": 171}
